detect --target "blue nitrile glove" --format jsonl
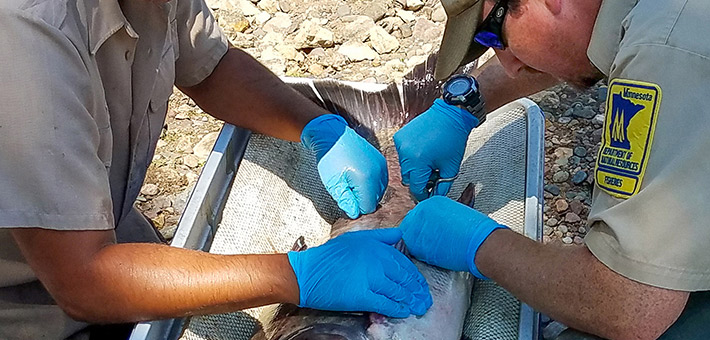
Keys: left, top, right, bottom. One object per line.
{"left": 301, "top": 114, "right": 388, "bottom": 219}
{"left": 399, "top": 196, "right": 508, "bottom": 280}
{"left": 393, "top": 99, "right": 478, "bottom": 201}
{"left": 287, "top": 228, "right": 433, "bottom": 317}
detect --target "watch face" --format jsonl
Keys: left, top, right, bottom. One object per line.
{"left": 446, "top": 77, "right": 472, "bottom": 96}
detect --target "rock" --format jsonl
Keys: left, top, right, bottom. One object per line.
{"left": 396, "top": 9, "right": 417, "bottom": 22}
{"left": 275, "top": 44, "right": 303, "bottom": 61}
{"left": 293, "top": 20, "right": 334, "bottom": 48}
{"left": 568, "top": 200, "right": 584, "bottom": 215}
{"left": 534, "top": 90, "right": 560, "bottom": 110}
{"left": 335, "top": 3, "right": 351, "bottom": 17}
{"left": 558, "top": 224, "right": 569, "bottom": 234}
{"left": 593, "top": 114, "right": 605, "bottom": 125}
{"left": 554, "top": 147, "right": 573, "bottom": 165}
{"left": 253, "top": 11, "right": 271, "bottom": 25}
{"left": 379, "top": 17, "right": 405, "bottom": 33}
{"left": 257, "top": 0, "right": 280, "bottom": 13}
{"left": 307, "top": 63, "right": 325, "bottom": 75}
{"left": 160, "top": 224, "right": 178, "bottom": 240}
{"left": 368, "top": 26, "right": 399, "bottom": 54}
{"left": 565, "top": 212, "right": 581, "bottom": 223}
{"left": 193, "top": 132, "right": 220, "bottom": 159}
{"left": 573, "top": 146, "right": 587, "bottom": 157}
{"left": 544, "top": 226, "right": 553, "bottom": 236}
{"left": 575, "top": 108, "right": 596, "bottom": 119}
{"left": 431, "top": 5, "right": 447, "bottom": 22}
{"left": 555, "top": 199, "right": 569, "bottom": 212}
{"left": 571, "top": 170, "right": 588, "bottom": 185}
{"left": 597, "top": 86, "right": 608, "bottom": 101}
{"left": 552, "top": 170, "right": 569, "bottom": 183}
{"left": 574, "top": 236, "right": 584, "bottom": 245}
{"left": 262, "top": 31, "right": 285, "bottom": 46}
{"left": 405, "top": 54, "right": 427, "bottom": 68}
{"left": 261, "top": 58, "right": 286, "bottom": 74}
{"left": 578, "top": 226, "right": 587, "bottom": 234}
{"left": 205, "top": 0, "right": 226, "bottom": 10}
{"left": 153, "top": 196, "right": 173, "bottom": 210}
{"left": 260, "top": 45, "right": 284, "bottom": 62}
{"left": 263, "top": 12, "right": 292, "bottom": 33}
{"left": 183, "top": 154, "right": 200, "bottom": 168}
{"left": 338, "top": 41, "right": 379, "bottom": 61}
{"left": 562, "top": 236, "right": 573, "bottom": 244}
{"left": 544, "top": 184, "right": 560, "bottom": 196}
{"left": 546, "top": 217, "right": 558, "bottom": 227}
{"left": 558, "top": 116, "right": 572, "bottom": 124}
{"left": 405, "top": 0, "right": 425, "bottom": 11}
{"left": 231, "top": 18, "right": 251, "bottom": 33}
{"left": 341, "top": 15, "right": 377, "bottom": 42}
{"left": 278, "top": 0, "right": 291, "bottom": 12}
{"left": 413, "top": 18, "right": 440, "bottom": 42}
{"left": 354, "top": 2, "right": 388, "bottom": 21}
{"left": 554, "top": 230, "right": 564, "bottom": 238}
{"left": 141, "top": 183, "right": 159, "bottom": 196}
{"left": 235, "top": 0, "right": 261, "bottom": 16}
{"left": 399, "top": 22, "right": 414, "bottom": 38}
{"left": 592, "top": 128, "right": 603, "bottom": 143}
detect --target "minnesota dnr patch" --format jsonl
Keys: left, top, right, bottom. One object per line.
{"left": 595, "top": 79, "right": 662, "bottom": 198}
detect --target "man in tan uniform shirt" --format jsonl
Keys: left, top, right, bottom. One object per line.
{"left": 395, "top": 0, "right": 710, "bottom": 338}
{"left": 0, "top": 0, "right": 434, "bottom": 338}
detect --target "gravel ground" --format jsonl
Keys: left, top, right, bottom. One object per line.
{"left": 137, "top": 0, "right": 607, "bottom": 245}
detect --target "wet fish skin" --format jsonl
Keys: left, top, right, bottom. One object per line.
{"left": 261, "top": 141, "right": 473, "bottom": 340}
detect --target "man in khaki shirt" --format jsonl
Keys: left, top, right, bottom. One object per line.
{"left": 0, "top": 0, "right": 434, "bottom": 338}
{"left": 395, "top": 0, "right": 710, "bottom": 338}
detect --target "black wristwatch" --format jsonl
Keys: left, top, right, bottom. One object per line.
{"left": 441, "top": 74, "right": 486, "bottom": 125}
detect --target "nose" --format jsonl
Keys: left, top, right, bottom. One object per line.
{"left": 494, "top": 49, "right": 526, "bottom": 78}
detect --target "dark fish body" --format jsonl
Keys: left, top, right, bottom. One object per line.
{"left": 261, "top": 139, "right": 474, "bottom": 340}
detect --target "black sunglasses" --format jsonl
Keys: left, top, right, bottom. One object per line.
{"left": 473, "top": 0, "right": 509, "bottom": 49}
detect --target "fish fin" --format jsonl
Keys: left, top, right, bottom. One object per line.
{"left": 456, "top": 183, "right": 476, "bottom": 208}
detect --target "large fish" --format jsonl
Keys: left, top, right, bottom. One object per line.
{"left": 259, "top": 132, "right": 475, "bottom": 340}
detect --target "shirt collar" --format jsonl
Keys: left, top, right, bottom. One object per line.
{"left": 83, "top": 0, "right": 138, "bottom": 55}
{"left": 587, "top": 0, "right": 638, "bottom": 76}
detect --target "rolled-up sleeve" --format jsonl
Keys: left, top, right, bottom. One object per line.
{"left": 174, "top": 0, "right": 229, "bottom": 87}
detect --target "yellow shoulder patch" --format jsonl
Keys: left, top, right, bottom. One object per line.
{"left": 595, "top": 78, "right": 662, "bottom": 199}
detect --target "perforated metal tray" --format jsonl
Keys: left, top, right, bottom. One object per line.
{"left": 129, "top": 76, "right": 544, "bottom": 340}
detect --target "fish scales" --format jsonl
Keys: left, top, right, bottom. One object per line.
{"left": 260, "top": 131, "right": 474, "bottom": 340}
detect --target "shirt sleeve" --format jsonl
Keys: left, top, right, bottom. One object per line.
{"left": 0, "top": 9, "right": 114, "bottom": 230}
{"left": 585, "top": 42, "right": 710, "bottom": 291}
{"left": 173, "top": 0, "right": 229, "bottom": 87}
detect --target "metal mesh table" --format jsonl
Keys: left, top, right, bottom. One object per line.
{"left": 129, "top": 74, "right": 544, "bottom": 340}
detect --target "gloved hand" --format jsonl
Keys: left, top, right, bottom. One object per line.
{"left": 393, "top": 99, "right": 478, "bottom": 201}
{"left": 287, "top": 228, "right": 433, "bottom": 317}
{"left": 301, "top": 114, "right": 388, "bottom": 219}
{"left": 399, "top": 196, "right": 508, "bottom": 280}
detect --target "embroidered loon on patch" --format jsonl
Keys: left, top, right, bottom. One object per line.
{"left": 595, "top": 78, "right": 662, "bottom": 199}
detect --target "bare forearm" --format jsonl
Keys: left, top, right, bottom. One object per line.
{"left": 180, "top": 47, "right": 329, "bottom": 142}
{"left": 54, "top": 243, "right": 297, "bottom": 323}
{"left": 476, "top": 229, "right": 687, "bottom": 339}
{"left": 471, "top": 56, "right": 560, "bottom": 113}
